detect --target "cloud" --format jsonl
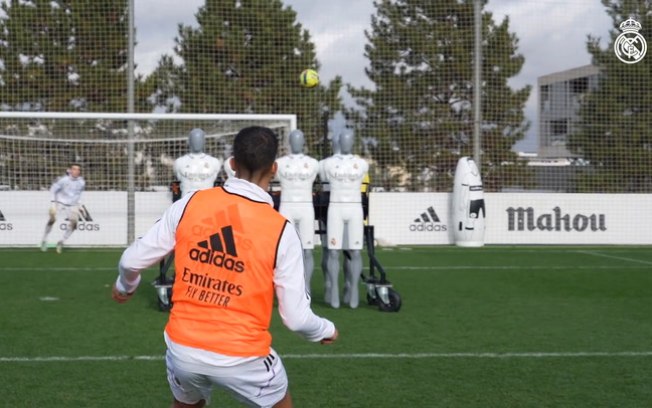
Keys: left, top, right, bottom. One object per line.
{"left": 134, "top": 0, "right": 203, "bottom": 75}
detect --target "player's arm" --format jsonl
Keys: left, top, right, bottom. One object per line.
{"left": 113, "top": 194, "right": 191, "bottom": 302}
{"left": 49, "top": 176, "right": 64, "bottom": 202}
{"left": 273, "top": 222, "right": 337, "bottom": 343}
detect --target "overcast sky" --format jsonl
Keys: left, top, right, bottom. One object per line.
{"left": 134, "top": 0, "right": 615, "bottom": 153}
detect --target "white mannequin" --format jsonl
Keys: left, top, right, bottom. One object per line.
{"left": 323, "top": 130, "right": 368, "bottom": 308}
{"left": 173, "top": 128, "right": 222, "bottom": 196}
{"left": 275, "top": 129, "right": 319, "bottom": 291}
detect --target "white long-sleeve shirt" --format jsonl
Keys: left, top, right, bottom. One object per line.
{"left": 116, "top": 177, "right": 335, "bottom": 363}
{"left": 50, "top": 174, "right": 85, "bottom": 206}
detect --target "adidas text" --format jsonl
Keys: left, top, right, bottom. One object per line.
{"left": 189, "top": 248, "right": 245, "bottom": 272}
{"left": 409, "top": 223, "right": 447, "bottom": 232}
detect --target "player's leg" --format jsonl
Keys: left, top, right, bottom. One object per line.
{"left": 206, "top": 349, "right": 291, "bottom": 407}
{"left": 273, "top": 392, "right": 293, "bottom": 408}
{"left": 171, "top": 399, "right": 205, "bottom": 408}
{"left": 57, "top": 205, "right": 79, "bottom": 253}
{"left": 41, "top": 202, "right": 58, "bottom": 251}
{"left": 326, "top": 205, "right": 344, "bottom": 308}
{"left": 166, "top": 351, "right": 211, "bottom": 407}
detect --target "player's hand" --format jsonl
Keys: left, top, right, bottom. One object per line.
{"left": 48, "top": 204, "right": 56, "bottom": 217}
{"left": 112, "top": 284, "right": 135, "bottom": 304}
{"left": 320, "top": 329, "right": 338, "bottom": 345}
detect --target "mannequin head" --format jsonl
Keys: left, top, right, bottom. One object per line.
{"left": 288, "top": 129, "right": 305, "bottom": 154}
{"left": 339, "top": 129, "right": 354, "bottom": 154}
{"left": 188, "top": 128, "right": 205, "bottom": 154}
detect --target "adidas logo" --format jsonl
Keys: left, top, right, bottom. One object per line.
{"left": 414, "top": 206, "right": 441, "bottom": 223}
{"left": 61, "top": 204, "right": 100, "bottom": 231}
{"left": 409, "top": 206, "right": 447, "bottom": 232}
{"left": 78, "top": 205, "right": 93, "bottom": 222}
{"left": 0, "top": 209, "right": 12, "bottom": 231}
{"left": 189, "top": 225, "right": 245, "bottom": 272}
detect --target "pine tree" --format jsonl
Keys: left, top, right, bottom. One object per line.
{"left": 569, "top": 0, "right": 652, "bottom": 192}
{"left": 145, "top": 0, "right": 342, "bottom": 153}
{"left": 349, "top": 0, "right": 531, "bottom": 191}
{"left": 0, "top": 0, "right": 132, "bottom": 112}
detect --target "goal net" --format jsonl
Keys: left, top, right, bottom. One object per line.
{"left": 0, "top": 112, "right": 296, "bottom": 247}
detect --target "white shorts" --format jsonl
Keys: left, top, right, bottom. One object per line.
{"left": 327, "top": 203, "right": 364, "bottom": 250}
{"left": 279, "top": 202, "right": 315, "bottom": 249}
{"left": 51, "top": 202, "right": 80, "bottom": 222}
{"left": 166, "top": 348, "right": 288, "bottom": 407}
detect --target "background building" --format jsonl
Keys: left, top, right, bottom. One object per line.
{"left": 538, "top": 65, "right": 601, "bottom": 158}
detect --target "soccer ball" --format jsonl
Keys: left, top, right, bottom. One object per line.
{"left": 300, "top": 69, "right": 319, "bottom": 88}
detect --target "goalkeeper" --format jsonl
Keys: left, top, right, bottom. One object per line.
{"left": 40, "top": 163, "right": 85, "bottom": 254}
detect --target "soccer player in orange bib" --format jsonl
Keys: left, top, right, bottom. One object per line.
{"left": 112, "top": 126, "right": 338, "bottom": 408}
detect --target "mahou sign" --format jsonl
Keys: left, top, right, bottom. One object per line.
{"left": 506, "top": 206, "right": 606, "bottom": 232}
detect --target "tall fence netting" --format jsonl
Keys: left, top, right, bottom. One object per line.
{"left": 0, "top": 0, "right": 650, "bottom": 246}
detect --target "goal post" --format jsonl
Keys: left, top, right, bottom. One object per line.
{"left": 0, "top": 112, "right": 296, "bottom": 247}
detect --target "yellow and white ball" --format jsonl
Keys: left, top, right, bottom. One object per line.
{"left": 300, "top": 69, "right": 319, "bottom": 88}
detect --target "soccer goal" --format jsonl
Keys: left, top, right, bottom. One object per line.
{"left": 0, "top": 112, "right": 296, "bottom": 247}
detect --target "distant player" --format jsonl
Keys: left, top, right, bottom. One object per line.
{"left": 41, "top": 163, "right": 85, "bottom": 254}
{"left": 323, "top": 130, "right": 368, "bottom": 308}
{"left": 276, "top": 129, "right": 319, "bottom": 292}
{"left": 173, "top": 128, "right": 222, "bottom": 197}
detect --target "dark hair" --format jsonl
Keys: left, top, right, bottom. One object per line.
{"left": 233, "top": 126, "right": 279, "bottom": 174}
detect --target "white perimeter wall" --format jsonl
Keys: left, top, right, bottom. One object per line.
{"left": 0, "top": 191, "right": 170, "bottom": 247}
{"left": 1, "top": 191, "right": 650, "bottom": 246}
{"left": 369, "top": 192, "right": 652, "bottom": 245}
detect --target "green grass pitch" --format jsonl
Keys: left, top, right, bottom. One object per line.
{"left": 1, "top": 246, "right": 651, "bottom": 407}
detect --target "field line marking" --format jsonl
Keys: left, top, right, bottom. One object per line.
{"left": 0, "top": 264, "right": 647, "bottom": 272}
{"left": 386, "top": 265, "right": 645, "bottom": 270}
{"left": 576, "top": 250, "right": 652, "bottom": 266}
{"left": 0, "top": 267, "right": 115, "bottom": 271}
{"left": 3, "top": 351, "right": 652, "bottom": 363}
